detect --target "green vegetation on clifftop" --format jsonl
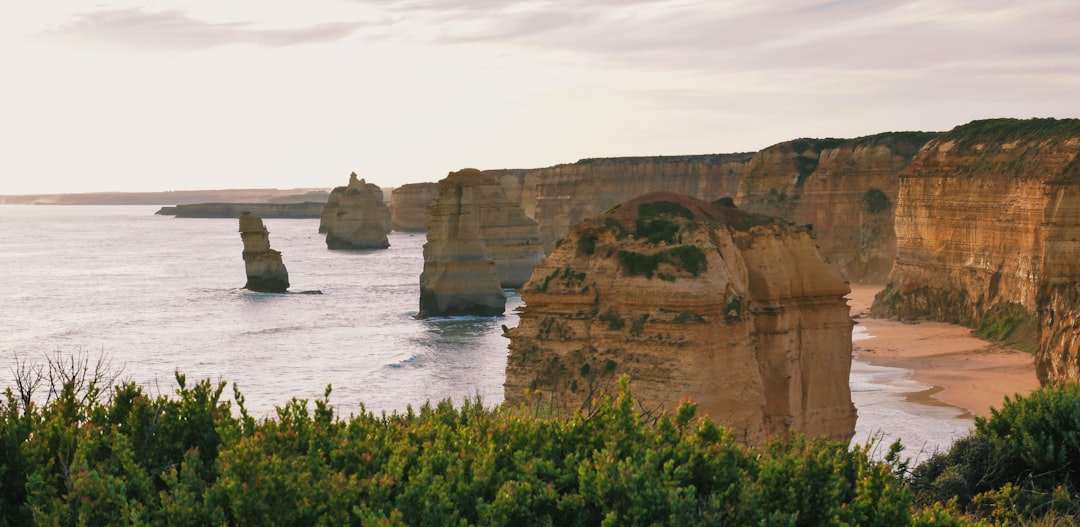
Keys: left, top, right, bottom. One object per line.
{"left": 1, "top": 356, "right": 991, "bottom": 526}
{"left": 942, "top": 118, "right": 1080, "bottom": 150}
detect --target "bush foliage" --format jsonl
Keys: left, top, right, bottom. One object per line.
{"left": 863, "top": 188, "right": 891, "bottom": 214}
{"left": 910, "top": 383, "right": 1080, "bottom": 524}
{"left": 0, "top": 359, "right": 987, "bottom": 526}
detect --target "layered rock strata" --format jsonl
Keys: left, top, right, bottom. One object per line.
{"left": 389, "top": 170, "right": 537, "bottom": 233}
{"left": 486, "top": 169, "right": 539, "bottom": 220}
{"left": 532, "top": 154, "right": 753, "bottom": 253}
{"left": 239, "top": 212, "right": 289, "bottom": 293}
{"left": 868, "top": 118, "right": 1080, "bottom": 383}
{"left": 418, "top": 170, "right": 507, "bottom": 317}
{"left": 734, "top": 133, "right": 936, "bottom": 283}
{"left": 505, "top": 192, "right": 856, "bottom": 444}
{"left": 320, "top": 173, "right": 391, "bottom": 249}
{"left": 390, "top": 183, "right": 438, "bottom": 232}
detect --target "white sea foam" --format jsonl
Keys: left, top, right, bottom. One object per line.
{"left": 849, "top": 325, "right": 973, "bottom": 460}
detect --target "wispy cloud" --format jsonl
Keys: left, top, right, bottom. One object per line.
{"left": 41, "top": 8, "right": 367, "bottom": 52}
{"left": 355, "top": 0, "right": 1080, "bottom": 76}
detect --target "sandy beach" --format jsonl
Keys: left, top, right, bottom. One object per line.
{"left": 848, "top": 285, "right": 1040, "bottom": 419}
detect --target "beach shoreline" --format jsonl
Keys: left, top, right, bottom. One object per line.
{"left": 847, "top": 285, "right": 1039, "bottom": 419}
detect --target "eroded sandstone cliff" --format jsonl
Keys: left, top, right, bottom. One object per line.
{"left": 869, "top": 118, "right": 1080, "bottom": 383}
{"left": 320, "top": 173, "right": 391, "bottom": 249}
{"left": 734, "top": 133, "right": 936, "bottom": 283}
{"left": 418, "top": 170, "right": 507, "bottom": 317}
{"left": 239, "top": 212, "right": 289, "bottom": 293}
{"left": 532, "top": 154, "right": 753, "bottom": 253}
{"left": 504, "top": 192, "right": 856, "bottom": 444}
{"left": 390, "top": 183, "right": 437, "bottom": 232}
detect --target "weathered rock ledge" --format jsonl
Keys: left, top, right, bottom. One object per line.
{"left": 505, "top": 191, "right": 856, "bottom": 444}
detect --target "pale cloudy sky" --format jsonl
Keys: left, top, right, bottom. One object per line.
{"left": 1, "top": 1, "right": 1078, "bottom": 194}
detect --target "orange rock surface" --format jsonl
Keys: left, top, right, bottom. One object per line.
{"left": 870, "top": 118, "right": 1080, "bottom": 384}
{"left": 505, "top": 192, "right": 856, "bottom": 444}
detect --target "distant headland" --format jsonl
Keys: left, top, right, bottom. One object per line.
{"left": 0, "top": 188, "right": 330, "bottom": 206}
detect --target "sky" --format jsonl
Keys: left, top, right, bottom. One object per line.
{"left": 1, "top": 1, "right": 1079, "bottom": 195}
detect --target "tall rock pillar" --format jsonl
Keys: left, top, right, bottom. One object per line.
{"left": 239, "top": 212, "right": 289, "bottom": 293}
{"left": 418, "top": 170, "right": 506, "bottom": 317}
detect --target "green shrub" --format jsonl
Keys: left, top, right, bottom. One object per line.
{"left": 618, "top": 250, "right": 661, "bottom": 278}
{"left": 637, "top": 200, "right": 694, "bottom": 222}
{"left": 2, "top": 356, "right": 986, "bottom": 526}
{"left": 598, "top": 309, "right": 626, "bottom": 330}
{"left": 864, "top": 188, "right": 892, "bottom": 214}
{"left": 634, "top": 201, "right": 695, "bottom": 245}
{"left": 976, "top": 383, "right": 1080, "bottom": 489}
{"left": 617, "top": 246, "right": 707, "bottom": 279}
{"left": 910, "top": 383, "right": 1080, "bottom": 523}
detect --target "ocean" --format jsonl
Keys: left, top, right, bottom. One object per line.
{"left": 0, "top": 205, "right": 970, "bottom": 457}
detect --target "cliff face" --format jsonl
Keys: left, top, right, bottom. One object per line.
{"left": 486, "top": 169, "right": 539, "bottom": 220}
{"left": 321, "top": 173, "right": 391, "bottom": 249}
{"left": 504, "top": 192, "right": 856, "bottom": 444}
{"left": 388, "top": 170, "right": 536, "bottom": 233}
{"left": 418, "top": 170, "right": 507, "bottom": 317}
{"left": 239, "top": 212, "right": 289, "bottom": 293}
{"left": 868, "top": 119, "right": 1080, "bottom": 383}
{"left": 532, "top": 155, "right": 752, "bottom": 253}
{"left": 733, "top": 133, "right": 936, "bottom": 283}
{"left": 390, "top": 183, "right": 438, "bottom": 232}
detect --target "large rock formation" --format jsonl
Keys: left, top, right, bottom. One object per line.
{"left": 418, "top": 170, "right": 507, "bottom": 317}
{"left": 320, "top": 173, "right": 391, "bottom": 249}
{"left": 532, "top": 154, "right": 753, "bottom": 253}
{"left": 418, "top": 168, "right": 544, "bottom": 301}
{"left": 869, "top": 118, "right": 1080, "bottom": 384}
{"left": 734, "top": 133, "right": 936, "bottom": 283}
{"left": 390, "top": 183, "right": 438, "bottom": 232}
{"left": 504, "top": 192, "right": 856, "bottom": 444}
{"left": 239, "top": 212, "right": 289, "bottom": 293}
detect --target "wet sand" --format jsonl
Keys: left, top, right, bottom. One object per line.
{"left": 849, "top": 285, "right": 1040, "bottom": 418}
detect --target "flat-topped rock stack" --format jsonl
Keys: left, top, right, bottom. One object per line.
{"left": 320, "top": 172, "right": 391, "bottom": 249}
{"left": 239, "top": 212, "right": 289, "bottom": 293}
{"left": 504, "top": 192, "right": 857, "bottom": 445}
{"left": 418, "top": 170, "right": 508, "bottom": 317}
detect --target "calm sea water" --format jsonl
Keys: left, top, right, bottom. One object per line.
{"left": 0, "top": 205, "right": 969, "bottom": 455}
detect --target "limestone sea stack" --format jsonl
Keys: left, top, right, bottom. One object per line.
{"left": 320, "top": 172, "right": 391, "bottom": 249}
{"left": 418, "top": 170, "right": 507, "bottom": 317}
{"left": 870, "top": 118, "right": 1080, "bottom": 384}
{"left": 504, "top": 192, "right": 856, "bottom": 444}
{"left": 239, "top": 212, "right": 289, "bottom": 293}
